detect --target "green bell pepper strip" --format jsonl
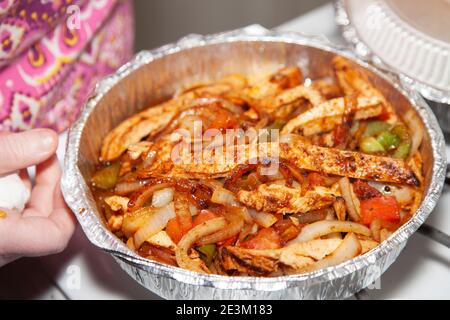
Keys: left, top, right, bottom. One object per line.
{"left": 363, "top": 121, "right": 390, "bottom": 137}
{"left": 359, "top": 136, "right": 385, "bottom": 153}
{"left": 91, "top": 162, "right": 120, "bottom": 190}
{"left": 359, "top": 120, "right": 412, "bottom": 158}
{"left": 391, "top": 124, "right": 412, "bottom": 158}
{"left": 196, "top": 244, "right": 216, "bottom": 267}
{"left": 376, "top": 131, "right": 401, "bottom": 151}
{"left": 392, "top": 141, "right": 411, "bottom": 159}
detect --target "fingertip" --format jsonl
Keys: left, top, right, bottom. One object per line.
{"left": 34, "top": 129, "right": 59, "bottom": 155}
{"left": 0, "top": 129, "right": 59, "bottom": 174}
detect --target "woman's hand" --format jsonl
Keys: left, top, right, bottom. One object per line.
{"left": 0, "top": 129, "right": 76, "bottom": 267}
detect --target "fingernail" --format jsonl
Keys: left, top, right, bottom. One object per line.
{"left": 41, "top": 134, "right": 54, "bottom": 149}
{"left": 38, "top": 130, "right": 56, "bottom": 150}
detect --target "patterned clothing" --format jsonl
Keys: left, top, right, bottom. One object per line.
{"left": 0, "top": 0, "right": 134, "bottom": 132}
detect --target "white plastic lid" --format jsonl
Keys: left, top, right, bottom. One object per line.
{"left": 342, "top": 0, "right": 450, "bottom": 102}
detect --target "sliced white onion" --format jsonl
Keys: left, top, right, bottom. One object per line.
{"left": 283, "top": 238, "right": 377, "bottom": 264}
{"left": 189, "top": 203, "right": 199, "bottom": 216}
{"left": 367, "top": 181, "right": 387, "bottom": 193}
{"left": 134, "top": 202, "right": 176, "bottom": 248}
{"left": 211, "top": 187, "right": 239, "bottom": 206}
{"left": 175, "top": 217, "right": 227, "bottom": 273}
{"left": 146, "top": 230, "right": 177, "bottom": 252}
{"left": 152, "top": 187, "right": 174, "bottom": 208}
{"left": 248, "top": 209, "right": 278, "bottom": 228}
{"left": 288, "top": 220, "right": 371, "bottom": 245}
{"left": 240, "top": 207, "right": 254, "bottom": 224}
{"left": 299, "top": 233, "right": 362, "bottom": 273}
{"left": 404, "top": 110, "right": 423, "bottom": 155}
{"left": 391, "top": 186, "right": 414, "bottom": 204}
{"left": 197, "top": 209, "right": 244, "bottom": 245}
{"left": 115, "top": 180, "right": 149, "bottom": 195}
{"left": 338, "top": 177, "right": 360, "bottom": 221}
{"left": 324, "top": 210, "right": 341, "bottom": 239}
{"left": 380, "top": 228, "right": 392, "bottom": 242}
{"left": 131, "top": 183, "right": 172, "bottom": 209}
{"left": 370, "top": 219, "right": 381, "bottom": 242}
{"left": 237, "top": 222, "right": 258, "bottom": 243}
{"left": 126, "top": 237, "right": 135, "bottom": 250}
{"left": 368, "top": 181, "right": 414, "bottom": 205}
{"left": 227, "top": 238, "right": 377, "bottom": 272}
{"left": 333, "top": 198, "right": 347, "bottom": 221}
{"left": 349, "top": 185, "right": 361, "bottom": 216}
{"left": 122, "top": 208, "right": 156, "bottom": 238}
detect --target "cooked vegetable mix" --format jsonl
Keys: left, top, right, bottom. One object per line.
{"left": 91, "top": 56, "right": 424, "bottom": 276}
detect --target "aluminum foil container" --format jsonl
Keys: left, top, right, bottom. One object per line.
{"left": 334, "top": 0, "right": 450, "bottom": 132}
{"left": 61, "top": 25, "right": 446, "bottom": 300}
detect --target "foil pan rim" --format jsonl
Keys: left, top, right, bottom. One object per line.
{"left": 61, "top": 25, "right": 446, "bottom": 292}
{"left": 334, "top": 0, "right": 450, "bottom": 105}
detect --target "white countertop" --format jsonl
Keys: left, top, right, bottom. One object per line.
{"left": 21, "top": 3, "right": 450, "bottom": 300}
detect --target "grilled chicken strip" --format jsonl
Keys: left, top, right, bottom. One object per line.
{"left": 280, "top": 141, "right": 419, "bottom": 185}
{"left": 281, "top": 96, "right": 382, "bottom": 135}
{"left": 240, "top": 67, "right": 315, "bottom": 119}
{"left": 144, "top": 139, "right": 418, "bottom": 186}
{"left": 243, "top": 67, "right": 328, "bottom": 119}
{"left": 310, "top": 79, "right": 343, "bottom": 99}
{"left": 261, "top": 85, "right": 325, "bottom": 119}
{"left": 100, "top": 79, "right": 247, "bottom": 161}
{"left": 332, "top": 56, "right": 397, "bottom": 123}
{"left": 101, "top": 103, "right": 176, "bottom": 162}
{"left": 101, "top": 67, "right": 303, "bottom": 161}
{"left": 220, "top": 238, "right": 378, "bottom": 275}
{"left": 237, "top": 184, "right": 336, "bottom": 214}
{"left": 243, "top": 66, "right": 303, "bottom": 100}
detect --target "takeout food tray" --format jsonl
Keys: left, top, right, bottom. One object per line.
{"left": 61, "top": 25, "right": 446, "bottom": 299}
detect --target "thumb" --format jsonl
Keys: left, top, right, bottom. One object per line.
{"left": 0, "top": 129, "right": 58, "bottom": 174}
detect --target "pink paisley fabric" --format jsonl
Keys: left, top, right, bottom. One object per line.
{"left": 0, "top": 0, "right": 89, "bottom": 67}
{"left": 0, "top": 0, "right": 18, "bottom": 20}
{"left": 0, "top": 0, "right": 134, "bottom": 132}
